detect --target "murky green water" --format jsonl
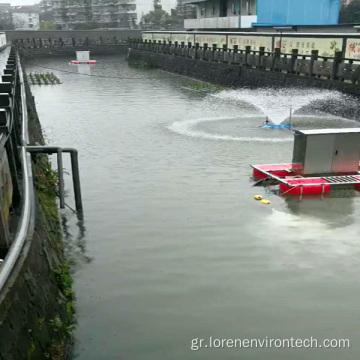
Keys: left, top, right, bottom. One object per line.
{"left": 26, "top": 54, "right": 360, "bottom": 360}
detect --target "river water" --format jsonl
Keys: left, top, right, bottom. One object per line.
{"left": 24, "top": 54, "right": 360, "bottom": 360}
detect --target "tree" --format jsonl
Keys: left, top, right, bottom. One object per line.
{"left": 140, "top": 0, "right": 172, "bottom": 29}
{"left": 340, "top": 0, "right": 360, "bottom": 23}
{"left": 73, "top": 21, "right": 102, "bottom": 30}
{"left": 40, "top": 21, "right": 56, "bottom": 30}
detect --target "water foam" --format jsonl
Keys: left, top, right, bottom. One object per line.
{"left": 212, "top": 88, "right": 342, "bottom": 125}
{"left": 169, "top": 116, "right": 292, "bottom": 142}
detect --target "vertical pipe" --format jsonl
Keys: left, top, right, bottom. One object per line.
{"left": 70, "top": 150, "right": 83, "bottom": 212}
{"left": 57, "top": 148, "right": 65, "bottom": 209}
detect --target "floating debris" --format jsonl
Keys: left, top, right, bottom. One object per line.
{"left": 27, "top": 72, "right": 61, "bottom": 85}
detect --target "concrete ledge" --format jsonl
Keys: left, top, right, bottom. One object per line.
{"left": 19, "top": 45, "right": 129, "bottom": 59}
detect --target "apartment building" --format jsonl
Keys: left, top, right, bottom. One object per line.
{"left": 12, "top": 5, "right": 40, "bottom": 30}
{"left": 0, "top": 3, "right": 13, "bottom": 29}
{"left": 39, "top": 0, "right": 137, "bottom": 29}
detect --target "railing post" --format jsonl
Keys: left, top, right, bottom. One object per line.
{"left": 290, "top": 49, "right": 299, "bottom": 73}
{"left": 245, "top": 45, "right": 251, "bottom": 66}
{"left": 85, "top": 37, "right": 89, "bottom": 47}
{"left": 100, "top": 37, "right": 103, "bottom": 45}
{"left": 258, "top": 46, "right": 265, "bottom": 68}
{"left": 203, "top": 43, "right": 208, "bottom": 61}
{"left": 222, "top": 44, "right": 227, "bottom": 63}
{"left": 232, "top": 45, "right": 238, "bottom": 64}
{"left": 332, "top": 51, "right": 343, "bottom": 80}
{"left": 70, "top": 150, "right": 83, "bottom": 212}
{"left": 194, "top": 42, "right": 199, "bottom": 59}
{"left": 309, "top": 50, "right": 318, "bottom": 77}
{"left": 212, "top": 44, "right": 217, "bottom": 61}
{"left": 72, "top": 37, "right": 76, "bottom": 47}
{"left": 187, "top": 42, "right": 192, "bottom": 58}
{"left": 180, "top": 41, "right": 185, "bottom": 56}
{"left": 272, "top": 48, "right": 281, "bottom": 70}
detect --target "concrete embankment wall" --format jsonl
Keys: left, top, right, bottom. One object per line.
{"left": 0, "top": 81, "right": 72, "bottom": 359}
{"left": 5, "top": 30, "right": 141, "bottom": 43}
{"left": 20, "top": 45, "right": 130, "bottom": 59}
{"left": 127, "top": 48, "right": 360, "bottom": 97}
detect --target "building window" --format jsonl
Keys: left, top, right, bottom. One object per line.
{"left": 29, "top": 24, "right": 33, "bottom": 28}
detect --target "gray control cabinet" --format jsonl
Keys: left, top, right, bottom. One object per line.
{"left": 292, "top": 129, "right": 360, "bottom": 175}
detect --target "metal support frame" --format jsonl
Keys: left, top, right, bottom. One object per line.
{"left": 26, "top": 146, "right": 83, "bottom": 212}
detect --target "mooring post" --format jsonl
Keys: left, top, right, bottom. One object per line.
{"left": 258, "top": 46, "right": 265, "bottom": 68}
{"left": 187, "top": 42, "right": 192, "bottom": 58}
{"left": 70, "top": 150, "right": 83, "bottom": 212}
{"left": 57, "top": 148, "right": 65, "bottom": 209}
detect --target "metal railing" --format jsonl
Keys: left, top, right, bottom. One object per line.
{"left": 0, "top": 50, "right": 34, "bottom": 292}
{"left": 14, "top": 36, "right": 130, "bottom": 49}
{"left": 130, "top": 39, "right": 360, "bottom": 84}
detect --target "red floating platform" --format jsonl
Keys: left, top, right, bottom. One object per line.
{"left": 70, "top": 61, "right": 96, "bottom": 64}
{"left": 251, "top": 163, "right": 360, "bottom": 196}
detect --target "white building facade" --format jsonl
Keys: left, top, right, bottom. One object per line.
{"left": 184, "top": 0, "right": 257, "bottom": 30}
{"left": 12, "top": 6, "right": 40, "bottom": 30}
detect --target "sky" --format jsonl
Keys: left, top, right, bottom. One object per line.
{"left": 6, "top": 0, "right": 177, "bottom": 18}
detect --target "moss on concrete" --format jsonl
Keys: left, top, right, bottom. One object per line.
{"left": 26, "top": 78, "right": 76, "bottom": 359}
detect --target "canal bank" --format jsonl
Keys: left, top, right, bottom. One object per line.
{"left": 0, "top": 49, "right": 74, "bottom": 359}
{"left": 25, "top": 54, "right": 360, "bottom": 360}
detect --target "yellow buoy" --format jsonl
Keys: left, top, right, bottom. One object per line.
{"left": 254, "top": 195, "right": 263, "bottom": 201}
{"left": 261, "top": 199, "right": 271, "bottom": 205}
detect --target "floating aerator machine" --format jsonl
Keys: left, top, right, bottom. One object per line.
{"left": 70, "top": 51, "right": 96, "bottom": 65}
{"left": 251, "top": 128, "right": 360, "bottom": 195}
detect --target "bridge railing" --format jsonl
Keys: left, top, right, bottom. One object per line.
{"left": 129, "top": 39, "right": 360, "bottom": 84}
{"left": 0, "top": 48, "right": 34, "bottom": 290}
{"left": 14, "top": 37, "right": 130, "bottom": 49}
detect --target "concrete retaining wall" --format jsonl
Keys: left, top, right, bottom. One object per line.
{"left": 127, "top": 48, "right": 360, "bottom": 96}
{"left": 5, "top": 30, "right": 141, "bottom": 43}
{"left": 0, "top": 82, "right": 71, "bottom": 360}
{"left": 19, "top": 44, "right": 129, "bottom": 59}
